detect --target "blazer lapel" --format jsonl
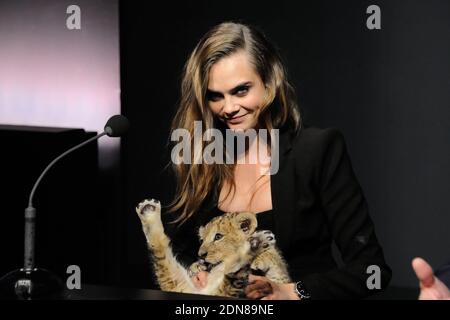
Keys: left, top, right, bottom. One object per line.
{"left": 271, "top": 129, "right": 297, "bottom": 254}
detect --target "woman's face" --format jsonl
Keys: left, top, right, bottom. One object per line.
{"left": 207, "top": 50, "right": 266, "bottom": 130}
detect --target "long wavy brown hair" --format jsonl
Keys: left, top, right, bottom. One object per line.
{"left": 167, "top": 22, "right": 302, "bottom": 224}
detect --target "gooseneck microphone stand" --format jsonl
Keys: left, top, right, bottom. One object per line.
{"left": 0, "top": 115, "right": 129, "bottom": 299}
{"left": 25, "top": 132, "right": 108, "bottom": 271}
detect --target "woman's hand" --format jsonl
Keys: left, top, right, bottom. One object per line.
{"left": 191, "top": 271, "right": 208, "bottom": 289}
{"left": 245, "top": 275, "right": 300, "bottom": 300}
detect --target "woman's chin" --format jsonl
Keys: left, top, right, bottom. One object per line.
{"left": 227, "top": 124, "right": 248, "bottom": 131}
{"left": 226, "top": 120, "right": 256, "bottom": 131}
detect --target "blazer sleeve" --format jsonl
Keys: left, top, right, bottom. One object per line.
{"left": 300, "top": 128, "right": 392, "bottom": 299}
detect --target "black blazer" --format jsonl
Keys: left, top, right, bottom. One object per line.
{"left": 163, "top": 125, "right": 392, "bottom": 299}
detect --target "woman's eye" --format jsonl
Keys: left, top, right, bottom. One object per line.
{"left": 235, "top": 87, "right": 249, "bottom": 96}
{"left": 214, "top": 233, "right": 223, "bottom": 241}
{"left": 207, "top": 92, "right": 222, "bottom": 102}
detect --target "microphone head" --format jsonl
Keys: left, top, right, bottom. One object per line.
{"left": 104, "top": 115, "right": 130, "bottom": 137}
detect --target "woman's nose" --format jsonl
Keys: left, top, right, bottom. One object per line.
{"left": 223, "top": 96, "right": 240, "bottom": 116}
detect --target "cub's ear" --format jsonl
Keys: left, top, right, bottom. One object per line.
{"left": 233, "top": 212, "right": 257, "bottom": 235}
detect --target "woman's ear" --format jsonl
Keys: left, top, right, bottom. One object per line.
{"left": 232, "top": 212, "right": 257, "bottom": 235}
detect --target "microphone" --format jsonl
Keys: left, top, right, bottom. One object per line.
{"left": 104, "top": 114, "right": 130, "bottom": 137}
{"left": 0, "top": 115, "right": 129, "bottom": 299}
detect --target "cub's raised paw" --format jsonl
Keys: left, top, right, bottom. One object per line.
{"left": 249, "top": 230, "right": 276, "bottom": 252}
{"left": 136, "top": 198, "right": 161, "bottom": 219}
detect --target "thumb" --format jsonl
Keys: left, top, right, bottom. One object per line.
{"left": 261, "top": 294, "right": 274, "bottom": 300}
{"left": 198, "top": 271, "right": 208, "bottom": 286}
{"left": 412, "top": 257, "right": 435, "bottom": 287}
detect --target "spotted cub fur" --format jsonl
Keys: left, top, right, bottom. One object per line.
{"left": 136, "top": 198, "right": 291, "bottom": 297}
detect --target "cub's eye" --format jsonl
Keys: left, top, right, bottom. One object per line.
{"left": 214, "top": 233, "right": 223, "bottom": 241}
{"left": 199, "top": 238, "right": 203, "bottom": 244}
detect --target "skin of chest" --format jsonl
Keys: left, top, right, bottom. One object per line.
{"left": 218, "top": 163, "right": 273, "bottom": 214}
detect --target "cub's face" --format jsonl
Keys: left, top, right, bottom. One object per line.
{"left": 197, "top": 212, "right": 257, "bottom": 272}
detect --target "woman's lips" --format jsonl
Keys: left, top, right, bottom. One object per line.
{"left": 226, "top": 113, "right": 247, "bottom": 124}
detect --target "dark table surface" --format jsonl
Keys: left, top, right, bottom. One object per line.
{"left": 63, "top": 284, "right": 232, "bottom": 300}
{"left": 63, "top": 284, "right": 419, "bottom": 300}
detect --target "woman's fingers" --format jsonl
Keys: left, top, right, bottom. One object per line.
{"left": 191, "top": 275, "right": 202, "bottom": 288}
{"left": 248, "top": 274, "right": 265, "bottom": 283}
{"left": 191, "top": 271, "right": 209, "bottom": 288}
{"left": 246, "top": 287, "right": 272, "bottom": 299}
{"left": 197, "top": 271, "right": 208, "bottom": 287}
{"left": 245, "top": 279, "right": 273, "bottom": 299}
{"left": 245, "top": 279, "right": 269, "bottom": 293}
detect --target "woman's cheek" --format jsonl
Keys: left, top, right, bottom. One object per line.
{"left": 208, "top": 102, "right": 221, "bottom": 115}
{"left": 241, "top": 94, "right": 264, "bottom": 111}
{"left": 237, "top": 97, "right": 254, "bottom": 111}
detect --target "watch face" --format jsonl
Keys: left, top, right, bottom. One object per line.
{"left": 296, "top": 281, "right": 311, "bottom": 299}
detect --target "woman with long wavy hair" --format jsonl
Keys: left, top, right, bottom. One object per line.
{"left": 164, "top": 21, "right": 391, "bottom": 300}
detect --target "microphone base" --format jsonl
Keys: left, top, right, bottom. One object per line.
{"left": 0, "top": 268, "right": 64, "bottom": 300}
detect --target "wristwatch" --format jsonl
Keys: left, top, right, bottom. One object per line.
{"left": 294, "top": 280, "right": 311, "bottom": 300}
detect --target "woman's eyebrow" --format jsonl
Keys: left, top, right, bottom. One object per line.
{"left": 207, "top": 81, "right": 253, "bottom": 95}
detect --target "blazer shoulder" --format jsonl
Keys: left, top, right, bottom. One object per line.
{"left": 286, "top": 126, "right": 349, "bottom": 185}
{"left": 291, "top": 126, "right": 346, "bottom": 159}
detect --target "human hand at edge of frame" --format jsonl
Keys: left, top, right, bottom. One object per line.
{"left": 412, "top": 257, "right": 450, "bottom": 300}
{"left": 244, "top": 274, "right": 300, "bottom": 300}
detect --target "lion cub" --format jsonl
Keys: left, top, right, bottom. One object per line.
{"left": 136, "top": 198, "right": 291, "bottom": 297}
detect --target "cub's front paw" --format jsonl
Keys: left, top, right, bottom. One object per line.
{"left": 136, "top": 198, "right": 161, "bottom": 220}
{"left": 189, "top": 261, "right": 207, "bottom": 277}
{"left": 249, "top": 230, "right": 276, "bottom": 252}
